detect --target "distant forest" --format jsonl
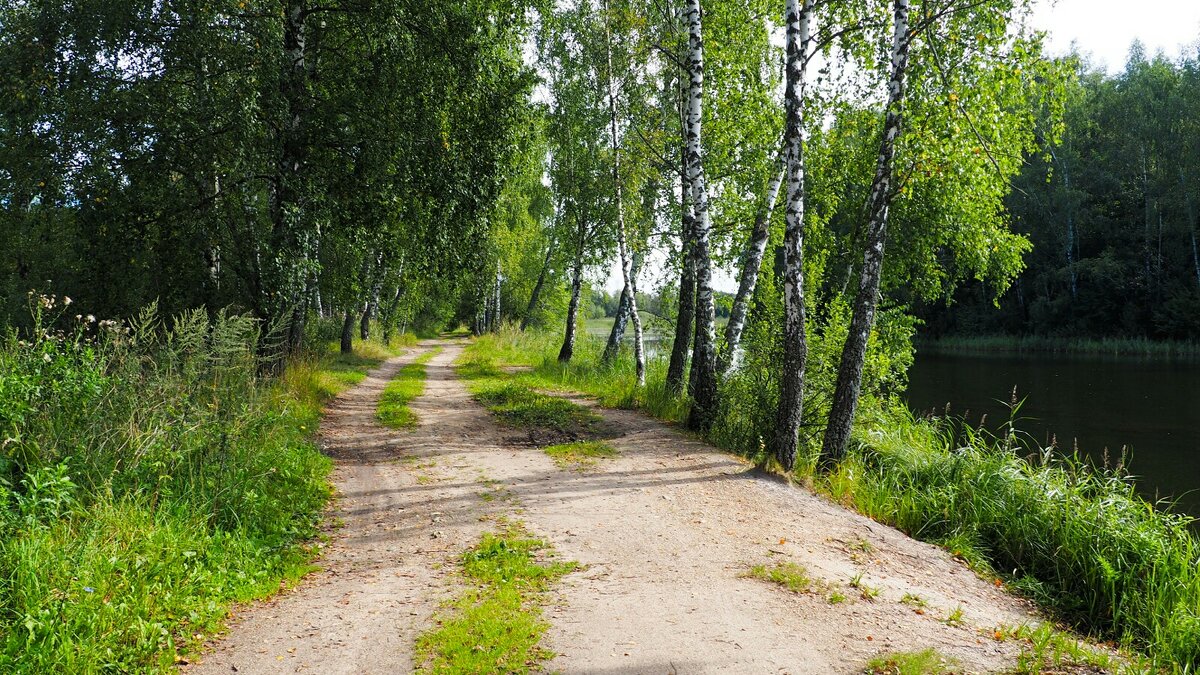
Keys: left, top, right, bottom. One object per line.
{"left": 920, "top": 44, "right": 1200, "bottom": 341}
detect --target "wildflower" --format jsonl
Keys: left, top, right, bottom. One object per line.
{"left": 42, "top": 353, "right": 52, "bottom": 363}
{"left": 63, "top": 296, "right": 72, "bottom": 306}
{"left": 87, "top": 315, "right": 96, "bottom": 323}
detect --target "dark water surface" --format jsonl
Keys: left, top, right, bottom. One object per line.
{"left": 906, "top": 351, "right": 1200, "bottom": 518}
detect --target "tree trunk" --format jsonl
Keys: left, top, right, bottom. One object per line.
{"left": 665, "top": 147, "right": 697, "bottom": 394}
{"left": 721, "top": 145, "right": 786, "bottom": 374}
{"left": 360, "top": 258, "right": 382, "bottom": 341}
{"left": 491, "top": 263, "right": 502, "bottom": 332}
{"left": 273, "top": 0, "right": 310, "bottom": 353}
{"left": 820, "top": 0, "right": 910, "bottom": 468}
{"left": 773, "top": 0, "right": 814, "bottom": 471}
{"left": 1184, "top": 173, "right": 1200, "bottom": 291}
{"left": 603, "top": 0, "right": 645, "bottom": 385}
{"left": 558, "top": 250, "right": 584, "bottom": 363}
{"left": 521, "top": 240, "right": 555, "bottom": 330}
{"left": 602, "top": 251, "right": 643, "bottom": 363}
{"left": 684, "top": 0, "right": 718, "bottom": 428}
{"left": 340, "top": 308, "right": 354, "bottom": 355}
{"left": 381, "top": 284, "right": 402, "bottom": 343}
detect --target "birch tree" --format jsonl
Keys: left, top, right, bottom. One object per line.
{"left": 773, "top": 0, "right": 814, "bottom": 471}
{"left": 683, "top": 0, "right": 720, "bottom": 430}
{"left": 602, "top": 0, "right": 646, "bottom": 385}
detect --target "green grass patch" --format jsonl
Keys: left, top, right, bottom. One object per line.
{"left": 414, "top": 524, "right": 576, "bottom": 674}
{"left": 996, "top": 623, "right": 1146, "bottom": 674}
{"left": 865, "top": 648, "right": 960, "bottom": 675}
{"left": 543, "top": 440, "right": 617, "bottom": 470}
{"left": 377, "top": 348, "right": 441, "bottom": 428}
{"left": 0, "top": 302, "right": 406, "bottom": 671}
{"left": 741, "top": 562, "right": 812, "bottom": 594}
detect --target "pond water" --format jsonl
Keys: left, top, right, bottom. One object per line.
{"left": 906, "top": 350, "right": 1200, "bottom": 518}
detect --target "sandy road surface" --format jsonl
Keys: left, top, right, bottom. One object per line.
{"left": 190, "top": 338, "right": 1040, "bottom": 674}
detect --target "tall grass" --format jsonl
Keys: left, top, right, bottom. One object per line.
{"left": 466, "top": 325, "right": 1200, "bottom": 670}
{"left": 0, "top": 297, "right": 404, "bottom": 672}
{"left": 826, "top": 409, "right": 1200, "bottom": 669}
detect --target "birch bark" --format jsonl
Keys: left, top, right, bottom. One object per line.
{"left": 684, "top": 0, "right": 718, "bottom": 428}
{"left": 721, "top": 145, "right": 786, "bottom": 374}
{"left": 521, "top": 239, "right": 555, "bottom": 330}
{"left": 820, "top": 0, "right": 911, "bottom": 467}
{"left": 773, "top": 0, "right": 813, "bottom": 471}
{"left": 604, "top": 0, "right": 645, "bottom": 386}
{"left": 666, "top": 107, "right": 697, "bottom": 394}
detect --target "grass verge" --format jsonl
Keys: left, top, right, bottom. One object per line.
{"left": 455, "top": 348, "right": 608, "bottom": 445}
{"left": 414, "top": 523, "right": 576, "bottom": 674}
{"left": 377, "top": 348, "right": 441, "bottom": 428}
{"left": 0, "top": 300, "right": 408, "bottom": 671}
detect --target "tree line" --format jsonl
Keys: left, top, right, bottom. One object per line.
{"left": 0, "top": 0, "right": 535, "bottom": 352}
{"left": 921, "top": 44, "right": 1200, "bottom": 341}
{"left": 3, "top": 0, "right": 1064, "bottom": 468}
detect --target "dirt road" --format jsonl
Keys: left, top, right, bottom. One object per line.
{"left": 190, "top": 338, "right": 1039, "bottom": 674}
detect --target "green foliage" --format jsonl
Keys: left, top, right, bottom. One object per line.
{"left": 0, "top": 298, "right": 406, "bottom": 671}
{"left": 376, "top": 349, "right": 441, "bottom": 429}
{"left": 414, "top": 525, "right": 576, "bottom": 674}
{"left": 926, "top": 48, "right": 1200, "bottom": 341}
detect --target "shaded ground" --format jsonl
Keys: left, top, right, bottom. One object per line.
{"left": 189, "top": 338, "right": 1042, "bottom": 674}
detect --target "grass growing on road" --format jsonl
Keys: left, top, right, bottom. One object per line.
{"left": 473, "top": 381, "right": 600, "bottom": 435}
{"left": 377, "top": 348, "right": 441, "bottom": 428}
{"left": 455, "top": 349, "right": 607, "bottom": 443}
{"left": 742, "top": 562, "right": 812, "bottom": 594}
{"left": 543, "top": 440, "right": 617, "bottom": 470}
{"left": 865, "top": 648, "right": 959, "bottom": 675}
{"left": 415, "top": 524, "right": 576, "bottom": 674}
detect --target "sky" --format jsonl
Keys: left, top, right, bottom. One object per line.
{"left": 1033, "top": 0, "right": 1200, "bottom": 72}
{"left": 602, "top": 0, "right": 1200, "bottom": 293}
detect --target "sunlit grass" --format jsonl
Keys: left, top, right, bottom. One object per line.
{"left": 865, "top": 648, "right": 960, "bottom": 675}
{"left": 414, "top": 524, "right": 576, "bottom": 674}
{"left": 741, "top": 562, "right": 812, "bottom": 594}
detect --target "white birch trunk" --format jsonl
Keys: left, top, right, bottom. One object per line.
{"left": 684, "top": 0, "right": 719, "bottom": 428}
{"left": 604, "top": 0, "right": 645, "bottom": 386}
{"left": 721, "top": 144, "right": 786, "bottom": 374}
{"left": 773, "top": 0, "right": 814, "bottom": 471}
{"left": 820, "top": 0, "right": 911, "bottom": 467}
